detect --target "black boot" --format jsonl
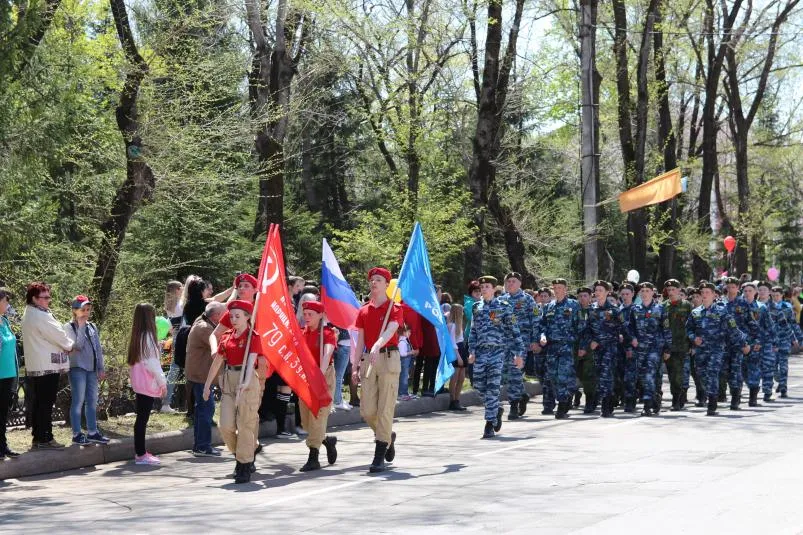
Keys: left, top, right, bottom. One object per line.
{"left": 707, "top": 395, "right": 718, "bottom": 416}
{"left": 591, "top": 393, "right": 600, "bottom": 412}
{"left": 519, "top": 393, "right": 530, "bottom": 416}
{"left": 680, "top": 389, "right": 688, "bottom": 408}
{"left": 730, "top": 387, "right": 741, "bottom": 410}
{"left": 300, "top": 447, "right": 321, "bottom": 472}
{"left": 601, "top": 396, "right": 613, "bottom": 418}
{"left": 508, "top": 400, "right": 520, "bottom": 420}
{"left": 748, "top": 387, "right": 759, "bottom": 407}
{"left": 780, "top": 389, "right": 788, "bottom": 399}
{"left": 234, "top": 461, "right": 251, "bottom": 484}
{"left": 369, "top": 441, "right": 388, "bottom": 473}
{"left": 322, "top": 436, "right": 338, "bottom": 465}
{"left": 385, "top": 432, "right": 396, "bottom": 462}
{"left": 541, "top": 406, "right": 554, "bottom": 415}
{"left": 695, "top": 395, "right": 706, "bottom": 407}
{"left": 555, "top": 401, "right": 570, "bottom": 419}
{"left": 482, "top": 420, "right": 495, "bottom": 439}
{"left": 764, "top": 392, "right": 774, "bottom": 402}
{"left": 583, "top": 396, "right": 596, "bottom": 414}
{"left": 641, "top": 401, "right": 653, "bottom": 417}
{"left": 573, "top": 391, "right": 582, "bottom": 408}
{"left": 670, "top": 394, "right": 680, "bottom": 411}
{"left": 653, "top": 396, "right": 661, "bottom": 414}
{"left": 494, "top": 407, "right": 504, "bottom": 431}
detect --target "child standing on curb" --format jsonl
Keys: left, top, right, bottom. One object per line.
{"left": 128, "top": 303, "right": 167, "bottom": 465}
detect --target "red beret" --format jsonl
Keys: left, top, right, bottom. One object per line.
{"left": 368, "top": 267, "right": 392, "bottom": 282}
{"left": 227, "top": 300, "right": 254, "bottom": 315}
{"left": 234, "top": 273, "right": 258, "bottom": 288}
{"left": 302, "top": 301, "right": 324, "bottom": 313}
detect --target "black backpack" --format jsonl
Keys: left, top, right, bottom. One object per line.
{"left": 172, "top": 325, "right": 192, "bottom": 368}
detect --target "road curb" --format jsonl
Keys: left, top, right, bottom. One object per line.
{"left": 0, "top": 383, "right": 541, "bottom": 480}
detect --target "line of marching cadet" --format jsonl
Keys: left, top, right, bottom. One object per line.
{"left": 467, "top": 274, "right": 802, "bottom": 439}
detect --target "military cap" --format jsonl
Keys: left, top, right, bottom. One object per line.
{"left": 504, "top": 272, "right": 522, "bottom": 281}
{"left": 638, "top": 282, "right": 655, "bottom": 290}
{"left": 698, "top": 281, "right": 716, "bottom": 291}
{"left": 478, "top": 275, "right": 498, "bottom": 286}
{"left": 757, "top": 280, "right": 773, "bottom": 289}
{"left": 551, "top": 278, "right": 568, "bottom": 287}
{"left": 663, "top": 279, "right": 682, "bottom": 288}
{"left": 741, "top": 281, "right": 756, "bottom": 289}
{"left": 685, "top": 287, "right": 698, "bottom": 296}
{"left": 620, "top": 282, "right": 635, "bottom": 292}
{"left": 576, "top": 286, "right": 593, "bottom": 295}
{"left": 593, "top": 280, "right": 611, "bottom": 291}
{"left": 771, "top": 286, "right": 784, "bottom": 293}
{"left": 723, "top": 276, "right": 740, "bottom": 286}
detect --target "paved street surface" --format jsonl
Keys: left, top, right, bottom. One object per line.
{"left": 3, "top": 356, "right": 803, "bottom": 534}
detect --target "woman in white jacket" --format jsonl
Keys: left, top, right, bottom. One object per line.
{"left": 21, "top": 282, "right": 74, "bottom": 450}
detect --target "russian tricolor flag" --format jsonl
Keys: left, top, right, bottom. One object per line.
{"left": 321, "top": 238, "right": 361, "bottom": 330}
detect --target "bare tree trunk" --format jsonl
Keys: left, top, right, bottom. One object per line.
{"left": 248, "top": 0, "right": 309, "bottom": 238}
{"left": 580, "top": 0, "right": 601, "bottom": 282}
{"left": 654, "top": 0, "right": 678, "bottom": 284}
{"left": 465, "top": 0, "right": 533, "bottom": 286}
{"left": 92, "top": 0, "right": 155, "bottom": 319}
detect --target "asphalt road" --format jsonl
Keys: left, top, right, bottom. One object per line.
{"left": 3, "top": 356, "right": 803, "bottom": 535}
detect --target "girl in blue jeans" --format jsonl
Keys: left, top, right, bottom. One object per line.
{"left": 64, "top": 295, "right": 110, "bottom": 445}
{"left": 333, "top": 329, "right": 352, "bottom": 410}
{"left": 398, "top": 327, "right": 417, "bottom": 401}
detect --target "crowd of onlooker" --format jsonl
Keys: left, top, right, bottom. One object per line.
{"left": 2, "top": 272, "right": 802, "bottom": 461}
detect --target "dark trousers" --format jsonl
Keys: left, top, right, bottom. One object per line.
{"left": 134, "top": 393, "right": 156, "bottom": 456}
{"left": 191, "top": 382, "right": 214, "bottom": 451}
{"left": 413, "top": 356, "right": 437, "bottom": 394}
{"left": 29, "top": 373, "right": 60, "bottom": 443}
{"left": 0, "top": 377, "right": 14, "bottom": 449}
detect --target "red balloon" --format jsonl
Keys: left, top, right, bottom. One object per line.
{"left": 723, "top": 235, "right": 736, "bottom": 253}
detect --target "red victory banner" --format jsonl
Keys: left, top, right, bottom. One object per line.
{"left": 254, "top": 224, "right": 332, "bottom": 415}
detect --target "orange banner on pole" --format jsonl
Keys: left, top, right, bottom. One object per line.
{"left": 618, "top": 168, "right": 682, "bottom": 213}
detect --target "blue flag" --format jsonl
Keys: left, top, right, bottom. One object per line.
{"left": 398, "top": 222, "right": 456, "bottom": 392}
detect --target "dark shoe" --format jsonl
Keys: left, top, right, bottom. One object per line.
{"left": 234, "top": 462, "right": 252, "bottom": 484}
{"left": 519, "top": 393, "right": 530, "bottom": 416}
{"left": 776, "top": 385, "right": 781, "bottom": 393}
{"left": 764, "top": 393, "right": 774, "bottom": 403}
{"left": 555, "top": 401, "right": 570, "bottom": 419}
{"left": 385, "top": 432, "right": 396, "bottom": 462}
{"left": 192, "top": 448, "right": 222, "bottom": 457}
{"left": 680, "top": 390, "right": 688, "bottom": 408}
{"left": 653, "top": 397, "right": 661, "bottom": 414}
{"left": 249, "top": 462, "right": 256, "bottom": 473}
{"left": 86, "top": 432, "right": 110, "bottom": 445}
{"left": 35, "top": 439, "right": 66, "bottom": 450}
{"left": 72, "top": 433, "right": 89, "bottom": 446}
{"left": 641, "top": 402, "right": 653, "bottom": 417}
{"left": 695, "top": 399, "right": 706, "bottom": 407}
{"left": 369, "top": 441, "right": 388, "bottom": 473}
{"left": 2, "top": 447, "right": 20, "bottom": 458}
{"left": 583, "top": 397, "right": 595, "bottom": 414}
{"left": 780, "top": 390, "right": 788, "bottom": 399}
{"left": 494, "top": 407, "right": 504, "bottom": 432}
{"left": 601, "top": 397, "right": 614, "bottom": 418}
{"left": 449, "top": 400, "right": 467, "bottom": 411}
{"left": 482, "top": 421, "right": 495, "bottom": 439}
{"left": 624, "top": 398, "right": 636, "bottom": 413}
{"left": 254, "top": 443, "right": 263, "bottom": 455}
{"left": 707, "top": 395, "right": 718, "bottom": 416}
{"left": 573, "top": 391, "right": 582, "bottom": 408}
{"left": 748, "top": 387, "right": 759, "bottom": 407}
{"left": 300, "top": 448, "right": 321, "bottom": 472}
{"left": 351, "top": 398, "right": 360, "bottom": 407}
{"left": 508, "top": 400, "right": 520, "bottom": 420}
{"left": 322, "top": 436, "right": 338, "bottom": 465}
{"left": 541, "top": 407, "right": 554, "bottom": 415}
{"left": 730, "top": 387, "right": 741, "bottom": 410}
{"left": 670, "top": 394, "right": 680, "bottom": 411}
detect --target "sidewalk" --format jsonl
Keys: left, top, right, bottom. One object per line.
{"left": 0, "top": 383, "right": 541, "bottom": 480}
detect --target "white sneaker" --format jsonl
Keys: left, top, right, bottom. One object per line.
{"left": 330, "top": 406, "right": 337, "bottom": 414}
{"left": 335, "top": 402, "right": 352, "bottom": 411}
{"left": 160, "top": 405, "right": 176, "bottom": 414}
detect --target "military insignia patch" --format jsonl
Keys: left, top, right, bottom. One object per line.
{"left": 728, "top": 319, "right": 736, "bottom": 327}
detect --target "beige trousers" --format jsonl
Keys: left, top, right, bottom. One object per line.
{"left": 359, "top": 350, "right": 400, "bottom": 444}
{"left": 219, "top": 367, "right": 261, "bottom": 463}
{"left": 299, "top": 365, "right": 336, "bottom": 449}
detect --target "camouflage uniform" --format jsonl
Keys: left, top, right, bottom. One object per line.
{"left": 538, "top": 297, "right": 582, "bottom": 417}
{"left": 582, "top": 301, "right": 625, "bottom": 415}
{"left": 766, "top": 300, "right": 802, "bottom": 396}
{"left": 721, "top": 296, "right": 760, "bottom": 404}
{"left": 627, "top": 301, "right": 670, "bottom": 412}
{"left": 469, "top": 297, "right": 525, "bottom": 424}
{"left": 664, "top": 299, "right": 693, "bottom": 408}
{"left": 744, "top": 299, "right": 773, "bottom": 405}
{"left": 574, "top": 304, "right": 596, "bottom": 411}
{"left": 685, "top": 301, "right": 748, "bottom": 414}
{"left": 616, "top": 302, "right": 637, "bottom": 409}
{"left": 500, "top": 289, "right": 539, "bottom": 416}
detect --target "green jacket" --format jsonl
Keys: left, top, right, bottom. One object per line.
{"left": 665, "top": 299, "right": 692, "bottom": 353}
